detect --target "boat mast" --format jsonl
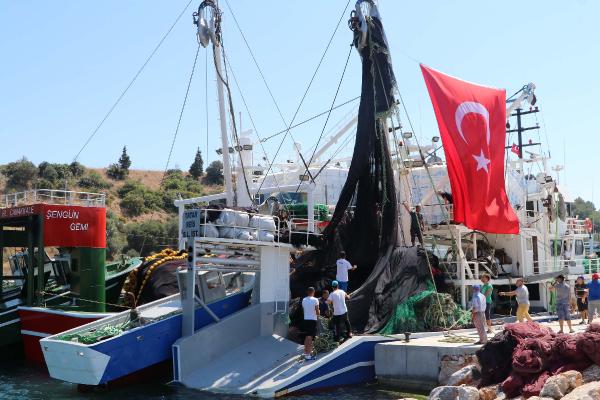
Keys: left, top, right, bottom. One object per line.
{"left": 195, "top": 1, "right": 234, "bottom": 207}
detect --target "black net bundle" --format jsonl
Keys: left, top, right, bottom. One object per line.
{"left": 290, "top": 10, "right": 431, "bottom": 333}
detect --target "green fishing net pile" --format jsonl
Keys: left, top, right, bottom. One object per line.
{"left": 58, "top": 325, "right": 127, "bottom": 344}
{"left": 313, "top": 316, "right": 339, "bottom": 354}
{"left": 379, "top": 282, "right": 471, "bottom": 334}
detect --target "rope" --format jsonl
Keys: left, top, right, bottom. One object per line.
{"left": 254, "top": 0, "right": 353, "bottom": 197}
{"left": 72, "top": 0, "right": 195, "bottom": 162}
{"left": 161, "top": 42, "right": 202, "bottom": 185}
{"left": 259, "top": 97, "right": 360, "bottom": 144}
{"left": 296, "top": 43, "right": 354, "bottom": 193}
{"left": 38, "top": 290, "right": 130, "bottom": 310}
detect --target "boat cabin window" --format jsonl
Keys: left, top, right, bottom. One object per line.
{"left": 575, "top": 239, "right": 584, "bottom": 256}
{"left": 526, "top": 201, "right": 535, "bottom": 217}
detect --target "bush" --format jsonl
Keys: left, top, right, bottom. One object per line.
{"left": 106, "top": 211, "right": 126, "bottom": 259}
{"left": 120, "top": 192, "right": 147, "bottom": 217}
{"left": 203, "top": 160, "right": 224, "bottom": 185}
{"left": 124, "top": 218, "right": 178, "bottom": 257}
{"left": 3, "top": 157, "right": 38, "bottom": 189}
{"left": 69, "top": 161, "right": 86, "bottom": 177}
{"left": 106, "top": 163, "right": 127, "bottom": 180}
{"left": 117, "top": 180, "right": 145, "bottom": 199}
{"left": 34, "top": 178, "right": 58, "bottom": 190}
{"left": 78, "top": 171, "right": 111, "bottom": 190}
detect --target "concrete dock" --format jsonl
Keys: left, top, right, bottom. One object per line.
{"left": 374, "top": 318, "right": 589, "bottom": 391}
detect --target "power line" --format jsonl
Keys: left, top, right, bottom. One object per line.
{"left": 260, "top": 96, "right": 360, "bottom": 143}
{"left": 72, "top": 0, "right": 195, "bottom": 162}
{"left": 161, "top": 43, "right": 202, "bottom": 184}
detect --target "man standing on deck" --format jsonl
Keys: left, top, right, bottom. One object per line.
{"left": 328, "top": 280, "right": 352, "bottom": 341}
{"left": 402, "top": 201, "right": 425, "bottom": 246}
{"left": 480, "top": 273, "right": 494, "bottom": 334}
{"left": 301, "top": 287, "right": 320, "bottom": 360}
{"left": 588, "top": 273, "right": 600, "bottom": 324}
{"left": 471, "top": 285, "right": 488, "bottom": 345}
{"left": 499, "top": 278, "right": 533, "bottom": 322}
{"left": 336, "top": 251, "right": 357, "bottom": 291}
{"left": 549, "top": 274, "right": 575, "bottom": 334}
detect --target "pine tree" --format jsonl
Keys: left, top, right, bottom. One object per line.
{"left": 189, "top": 147, "right": 204, "bottom": 180}
{"left": 118, "top": 146, "right": 132, "bottom": 172}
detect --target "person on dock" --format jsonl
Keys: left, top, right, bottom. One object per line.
{"left": 328, "top": 280, "right": 352, "bottom": 342}
{"left": 499, "top": 278, "right": 533, "bottom": 322}
{"left": 471, "top": 285, "right": 488, "bottom": 345}
{"left": 402, "top": 201, "right": 425, "bottom": 247}
{"left": 587, "top": 273, "right": 600, "bottom": 324}
{"left": 336, "top": 251, "right": 357, "bottom": 291}
{"left": 480, "top": 273, "right": 494, "bottom": 334}
{"left": 301, "top": 287, "right": 320, "bottom": 360}
{"left": 319, "top": 289, "right": 331, "bottom": 319}
{"left": 549, "top": 274, "right": 574, "bottom": 334}
{"left": 575, "top": 276, "right": 588, "bottom": 325}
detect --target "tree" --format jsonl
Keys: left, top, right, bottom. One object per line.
{"left": 78, "top": 171, "right": 111, "bottom": 190}
{"left": 189, "top": 148, "right": 204, "bottom": 180}
{"left": 2, "top": 157, "right": 38, "bottom": 190}
{"left": 203, "top": 160, "right": 224, "bottom": 185}
{"left": 69, "top": 161, "right": 86, "bottom": 177}
{"left": 119, "top": 146, "right": 132, "bottom": 172}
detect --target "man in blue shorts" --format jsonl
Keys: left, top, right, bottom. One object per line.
{"left": 550, "top": 274, "right": 574, "bottom": 334}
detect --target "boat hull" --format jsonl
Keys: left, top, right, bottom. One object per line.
{"left": 42, "top": 290, "right": 252, "bottom": 386}
{"left": 19, "top": 307, "right": 111, "bottom": 364}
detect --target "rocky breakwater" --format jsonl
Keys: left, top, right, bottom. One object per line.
{"left": 428, "top": 322, "right": 600, "bottom": 399}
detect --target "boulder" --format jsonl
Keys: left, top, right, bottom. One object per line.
{"left": 457, "top": 385, "right": 479, "bottom": 400}
{"left": 446, "top": 365, "right": 481, "bottom": 386}
{"left": 583, "top": 364, "right": 600, "bottom": 383}
{"left": 539, "top": 370, "right": 582, "bottom": 399}
{"left": 560, "top": 381, "right": 600, "bottom": 400}
{"left": 429, "top": 385, "right": 458, "bottom": 400}
{"left": 439, "top": 354, "right": 479, "bottom": 385}
{"left": 478, "top": 384, "right": 497, "bottom": 400}
{"left": 525, "top": 397, "right": 554, "bottom": 400}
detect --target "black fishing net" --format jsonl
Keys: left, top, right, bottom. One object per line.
{"left": 290, "top": 11, "right": 431, "bottom": 333}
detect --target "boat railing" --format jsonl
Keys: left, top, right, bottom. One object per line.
{"left": 419, "top": 203, "right": 453, "bottom": 227}
{"left": 0, "top": 189, "right": 106, "bottom": 208}
{"left": 565, "top": 218, "right": 590, "bottom": 235}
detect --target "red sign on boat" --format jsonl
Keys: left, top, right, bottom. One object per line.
{"left": 0, "top": 204, "right": 106, "bottom": 248}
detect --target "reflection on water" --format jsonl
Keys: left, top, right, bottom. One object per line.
{"left": 0, "top": 360, "right": 426, "bottom": 400}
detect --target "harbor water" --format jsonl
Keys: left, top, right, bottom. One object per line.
{"left": 0, "top": 359, "right": 426, "bottom": 400}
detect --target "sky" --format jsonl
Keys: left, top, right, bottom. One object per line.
{"left": 1, "top": 1, "right": 599, "bottom": 202}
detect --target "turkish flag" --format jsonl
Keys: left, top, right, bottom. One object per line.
{"left": 421, "top": 65, "right": 519, "bottom": 234}
{"left": 511, "top": 143, "right": 521, "bottom": 157}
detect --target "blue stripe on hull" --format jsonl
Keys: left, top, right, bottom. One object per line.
{"left": 95, "top": 291, "right": 251, "bottom": 384}
{"left": 290, "top": 365, "right": 375, "bottom": 394}
{"left": 288, "top": 340, "right": 382, "bottom": 388}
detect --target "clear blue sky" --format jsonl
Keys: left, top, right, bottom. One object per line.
{"left": 1, "top": 1, "right": 598, "bottom": 202}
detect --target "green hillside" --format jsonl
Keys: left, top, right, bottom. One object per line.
{"left": 0, "top": 155, "right": 224, "bottom": 260}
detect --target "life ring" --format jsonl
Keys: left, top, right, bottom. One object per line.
{"left": 585, "top": 218, "right": 593, "bottom": 233}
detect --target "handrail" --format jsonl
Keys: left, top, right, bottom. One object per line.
{"left": 0, "top": 189, "right": 105, "bottom": 208}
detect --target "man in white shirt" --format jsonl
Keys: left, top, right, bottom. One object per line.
{"left": 328, "top": 280, "right": 352, "bottom": 341}
{"left": 336, "top": 251, "right": 357, "bottom": 291}
{"left": 471, "top": 285, "right": 488, "bottom": 345}
{"left": 301, "top": 287, "right": 320, "bottom": 360}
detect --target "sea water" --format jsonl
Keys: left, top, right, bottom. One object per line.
{"left": 0, "top": 360, "right": 427, "bottom": 400}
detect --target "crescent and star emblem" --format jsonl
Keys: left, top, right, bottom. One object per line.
{"left": 455, "top": 101, "right": 491, "bottom": 173}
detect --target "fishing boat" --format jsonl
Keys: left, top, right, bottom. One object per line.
{"left": 0, "top": 189, "right": 141, "bottom": 362}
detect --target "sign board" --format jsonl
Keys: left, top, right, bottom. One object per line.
{"left": 0, "top": 204, "right": 106, "bottom": 248}
{"left": 181, "top": 209, "right": 202, "bottom": 239}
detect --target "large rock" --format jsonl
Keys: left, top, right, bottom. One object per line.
{"left": 526, "top": 397, "right": 554, "bottom": 400}
{"left": 429, "top": 385, "right": 457, "bottom": 399}
{"left": 478, "top": 385, "right": 497, "bottom": 400}
{"left": 561, "top": 381, "right": 600, "bottom": 400}
{"left": 446, "top": 365, "right": 481, "bottom": 386}
{"left": 539, "top": 370, "right": 582, "bottom": 399}
{"left": 428, "top": 385, "right": 479, "bottom": 400}
{"left": 438, "top": 354, "right": 479, "bottom": 385}
{"left": 457, "top": 386, "right": 479, "bottom": 400}
{"left": 583, "top": 364, "right": 600, "bottom": 383}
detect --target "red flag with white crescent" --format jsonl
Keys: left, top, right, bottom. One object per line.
{"left": 511, "top": 143, "right": 521, "bottom": 157}
{"left": 421, "top": 64, "right": 519, "bottom": 234}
